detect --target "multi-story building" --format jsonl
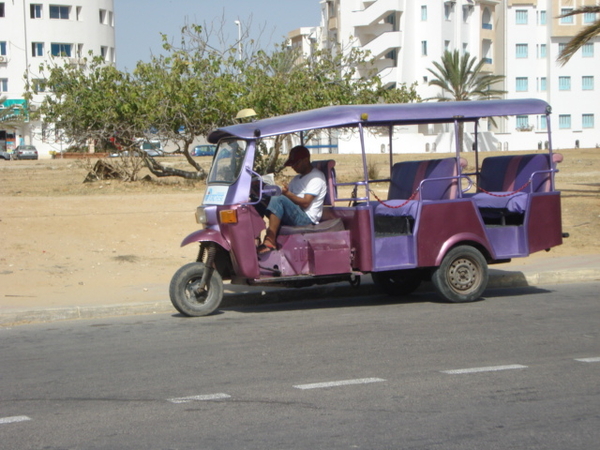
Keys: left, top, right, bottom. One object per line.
{"left": 0, "top": 1, "right": 116, "bottom": 157}
{"left": 289, "top": 0, "right": 599, "bottom": 152}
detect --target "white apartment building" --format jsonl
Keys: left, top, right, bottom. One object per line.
{"left": 289, "top": 0, "right": 599, "bottom": 153}
{"left": 0, "top": 0, "right": 116, "bottom": 158}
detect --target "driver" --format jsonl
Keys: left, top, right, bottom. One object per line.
{"left": 257, "top": 145, "right": 326, "bottom": 254}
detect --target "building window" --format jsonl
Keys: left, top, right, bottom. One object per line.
{"left": 421, "top": 5, "right": 427, "bottom": 21}
{"left": 582, "top": 76, "right": 594, "bottom": 90}
{"left": 584, "top": 12, "right": 597, "bottom": 24}
{"left": 558, "top": 43, "right": 567, "bottom": 54}
{"left": 539, "top": 77, "right": 547, "bottom": 92}
{"left": 559, "top": 76, "right": 571, "bottom": 91}
{"left": 421, "top": 41, "right": 427, "bottom": 56}
{"left": 0, "top": 3, "right": 4, "bottom": 18}
{"left": 30, "top": 4, "right": 42, "bottom": 18}
{"left": 32, "top": 79, "right": 46, "bottom": 93}
{"left": 444, "top": 3, "right": 452, "bottom": 20}
{"left": 582, "top": 114, "right": 594, "bottom": 128}
{"left": 516, "top": 44, "right": 528, "bottom": 58}
{"left": 516, "top": 115, "right": 529, "bottom": 129}
{"left": 32, "top": 42, "right": 44, "bottom": 57}
{"left": 516, "top": 77, "right": 528, "bottom": 92}
{"left": 537, "top": 116, "right": 547, "bottom": 131}
{"left": 560, "top": 8, "right": 574, "bottom": 24}
{"left": 50, "top": 43, "right": 72, "bottom": 57}
{"left": 0, "top": 41, "right": 6, "bottom": 56}
{"left": 463, "top": 5, "right": 472, "bottom": 23}
{"left": 538, "top": 44, "right": 547, "bottom": 58}
{"left": 482, "top": 7, "right": 492, "bottom": 29}
{"left": 49, "top": 5, "right": 70, "bottom": 20}
{"left": 559, "top": 114, "right": 571, "bottom": 129}
{"left": 516, "top": 10, "right": 528, "bottom": 25}
{"left": 538, "top": 10, "right": 546, "bottom": 25}
{"left": 582, "top": 43, "right": 594, "bottom": 57}
{"left": 0, "top": 78, "right": 8, "bottom": 92}
{"left": 444, "top": 40, "right": 450, "bottom": 51}
{"left": 99, "top": 9, "right": 106, "bottom": 24}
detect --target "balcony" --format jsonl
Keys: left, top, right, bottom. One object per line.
{"left": 352, "top": 0, "right": 404, "bottom": 28}
{"left": 362, "top": 31, "right": 402, "bottom": 59}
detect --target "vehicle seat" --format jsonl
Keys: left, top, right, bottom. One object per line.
{"left": 468, "top": 153, "right": 561, "bottom": 214}
{"left": 311, "top": 159, "right": 337, "bottom": 206}
{"left": 374, "top": 157, "right": 460, "bottom": 218}
{"left": 279, "top": 159, "right": 343, "bottom": 236}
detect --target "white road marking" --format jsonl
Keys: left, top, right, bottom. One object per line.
{"left": 575, "top": 357, "right": 600, "bottom": 363}
{"left": 0, "top": 416, "right": 31, "bottom": 425}
{"left": 168, "top": 393, "right": 231, "bottom": 404}
{"left": 293, "top": 377, "right": 386, "bottom": 390}
{"left": 441, "top": 364, "right": 528, "bottom": 375}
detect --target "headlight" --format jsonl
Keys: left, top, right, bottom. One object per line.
{"left": 195, "top": 206, "right": 207, "bottom": 225}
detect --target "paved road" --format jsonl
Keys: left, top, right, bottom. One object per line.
{"left": 1, "top": 282, "right": 599, "bottom": 449}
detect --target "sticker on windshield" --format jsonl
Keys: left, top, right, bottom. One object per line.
{"left": 204, "top": 186, "right": 229, "bottom": 205}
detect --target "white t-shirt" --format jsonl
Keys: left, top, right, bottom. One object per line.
{"left": 288, "top": 167, "right": 327, "bottom": 224}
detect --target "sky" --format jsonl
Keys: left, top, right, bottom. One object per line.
{"left": 114, "top": 0, "right": 322, "bottom": 71}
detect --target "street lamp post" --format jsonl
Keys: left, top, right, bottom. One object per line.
{"left": 234, "top": 20, "right": 242, "bottom": 60}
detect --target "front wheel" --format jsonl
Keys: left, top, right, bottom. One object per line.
{"left": 431, "top": 245, "right": 488, "bottom": 303}
{"left": 169, "top": 262, "right": 224, "bottom": 317}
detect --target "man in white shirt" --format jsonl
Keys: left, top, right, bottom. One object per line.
{"left": 258, "top": 145, "right": 326, "bottom": 254}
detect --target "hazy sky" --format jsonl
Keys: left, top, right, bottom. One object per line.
{"left": 114, "top": 0, "right": 321, "bottom": 71}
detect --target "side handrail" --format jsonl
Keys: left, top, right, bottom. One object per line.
{"left": 372, "top": 175, "right": 466, "bottom": 209}
{"left": 475, "top": 168, "right": 558, "bottom": 197}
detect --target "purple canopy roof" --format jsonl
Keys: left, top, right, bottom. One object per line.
{"left": 208, "top": 98, "right": 551, "bottom": 143}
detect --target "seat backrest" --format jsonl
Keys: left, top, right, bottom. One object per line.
{"left": 312, "top": 159, "right": 337, "bottom": 206}
{"left": 479, "top": 154, "right": 552, "bottom": 193}
{"left": 388, "top": 158, "right": 459, "bottom": 201}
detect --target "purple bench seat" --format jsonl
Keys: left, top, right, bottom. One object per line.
{"left": 374, "top": 158, "right": 460, "bottom": 218}
{"left": 468, "top": 153, "right": 559, "bottom": 214}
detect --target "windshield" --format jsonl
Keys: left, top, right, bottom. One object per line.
{"left": 207, "top": 139, "right": 247, "bottom": 184}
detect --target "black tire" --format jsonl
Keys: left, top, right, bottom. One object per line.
{"left": 431, "top": 245, "right": 488, "bottom": 303}
{"left": 372, "top": 269, "right": 422, "bottom": 296}
{"left": 169, "top": 262, "right": 224, "bottom": 317}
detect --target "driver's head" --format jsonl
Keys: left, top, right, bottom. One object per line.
{"left": 284, "top": 146, "right": 311, "bottom": 173}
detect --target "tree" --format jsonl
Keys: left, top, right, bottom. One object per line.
{"left": 240, "top": 42, "right": 419, "bottom": 172}
{"left": 557, "top": 6, "right": 600, "bottom": 65}
{"left": 0, "top": 96, "right": 28, "bottom": 128}
{"left": 27, "top": 22, "right": 419, "bottom": 181}
{"left": 426, "top": 50, "right": 506, "bottom": 152}
{"left": 426, "top": 50, "right": 506, "bottom": 101}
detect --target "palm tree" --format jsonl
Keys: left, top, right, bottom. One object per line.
{"left": 426, "top": 50, "right": 506, "bottom": 151}
{"left": 557, "top": 6, "right": 600, "bottom": 65}
{"left": 426, "top": 50, "right": 506, "bottom": 101}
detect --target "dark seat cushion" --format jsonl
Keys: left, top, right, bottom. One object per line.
{"left": 280, "top": 218, "right": 345, "bottom": 236}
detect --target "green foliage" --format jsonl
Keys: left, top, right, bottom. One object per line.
{"left": 426, "top": 50, "right": 506, "bottom": 101}
{"left": 26, "top": 23, "right": 420, "bottom": 179}
{"left": 0, "top": 96, "right": 28, "bottom": 127}
{"left": 557, "top": 6, "right": 600, "bottom": 65}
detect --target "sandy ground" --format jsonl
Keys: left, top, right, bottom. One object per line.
{"left": 1, "top": 148, "right": 598, "bottom": 312}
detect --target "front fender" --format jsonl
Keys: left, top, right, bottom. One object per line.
{"left": 180, "top": 228, "right": 231, "bottom": 251}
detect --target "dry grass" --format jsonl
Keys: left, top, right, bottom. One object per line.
{"left": 1, "top": 148, "right": 598, "bottom": 256}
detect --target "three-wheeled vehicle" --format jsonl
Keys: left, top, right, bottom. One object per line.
{"left": 169, "top": 99, "right": 563, "bottom": 316}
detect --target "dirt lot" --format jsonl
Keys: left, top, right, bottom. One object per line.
{"left": 1, "top": 148, "right": 598, "bottom": 311}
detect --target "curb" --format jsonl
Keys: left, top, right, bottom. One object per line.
{"left": 2, "top": 268, "right": 600, "bottom": 327}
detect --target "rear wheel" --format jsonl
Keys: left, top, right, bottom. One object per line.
{"left": 169, "top": 262, "right": 224, "bottom": 316}
{"left": 372, "top": 269, "right": 423, "bottom": 296}
{"left": 432, "top": 245, "right": 488, "bottom": 303}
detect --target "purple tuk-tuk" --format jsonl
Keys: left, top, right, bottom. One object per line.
{"left": 169, "top": 99, "right": 563, "bottom": 316}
